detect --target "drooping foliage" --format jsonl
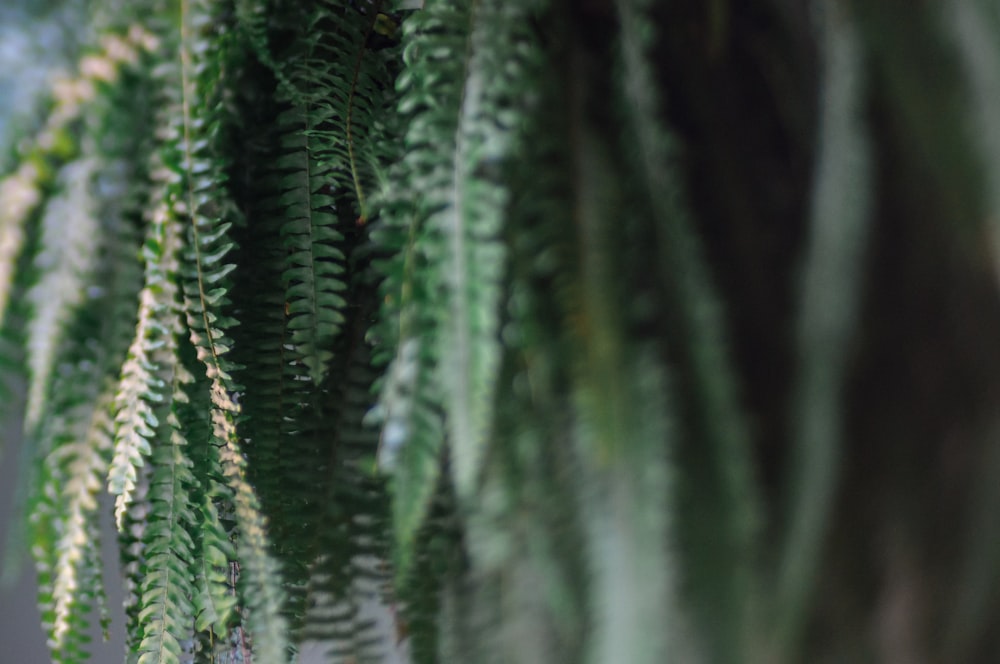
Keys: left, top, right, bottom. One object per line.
{"left": 9, "top": 0, "right": 1000, "bottom": 663}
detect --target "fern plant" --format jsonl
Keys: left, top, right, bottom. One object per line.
{"left": 11, "top": 0, "right": 1000, "bottom": 663}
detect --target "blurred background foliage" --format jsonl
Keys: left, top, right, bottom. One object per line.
{"left": 0, "top": 1, "right": 87, "bottom": 165}
{"left": 4, "top": 0, "right": 1000, "bottom": 663}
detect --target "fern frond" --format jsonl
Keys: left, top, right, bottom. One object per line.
{"left": 136, "top": 371, "right": 202, "bottom": 664}
{"left": 19, "top": 82, "right": 148, "bottom": 656}
{"left": 47, "top": 385, "right": 116, "bottom": 660}
{"left": 300, "top": 330, "right": 393, "bottom": 657}
{"left": 497, "top": 60, "right": 592, "bottom": 662}
{"left": 175, "top": 353, "right": 240, "bottom": 640}
{"left": 0, "top": 162, "right": 44, "bottom": 332}
{"left": 261, "top": 0, "right": 399, "bottom": 385}
{"left": 575, "top": 352, "right": 688, "bottom": 664}
{"left": 23, "top": 158, "right": 102, "bottom": 436}
{"left": 556, "top": 48, "right": 689, "bottom": 656}
{"left": 399, "top": 0, "right": 490, "bottom": 503}
{"left": 774, "top": 3, "right": 872, "bottom": 657}
{"left": 235, "top": 0, "right": 298, "bottom": 103}
{"left": 611, "top": 0, "right": 765, "bottom": 656}
{"left": 109, "top": 202, "right": 182, "bottom": 529}
{"left": 192, "top": 483, "right": 238, "bottom": 639}
{"left": 30, "top": 297, "right": 126, "bottom": 661}
{"left": 118, "top": 459, "right": 150, "bottom": 656}
{"left": 372, "top": 335, "right": 446, "bottom": 575}
{"left": 164, "top": 1, "right": 289, "bottom": 658}
{"left": 377, "top": 0, "right": 538, "bottom": 514}
{"left": 33, "top": 173, "right": 143, "bottom": 664}
{"left": 273, "top": 102, "right": 348, "bottom": 386}
{"left": 19, "top": 24, "right": 159, "bottom": 437}
{"left": 945, "top": 3, "right": 1000, "bottom": 657}
{"left": 229, "top": 115, "right": 320, "bottom": 635}
{"left": 1, "top": 23, "right": 157, "bottom": 340}
{"left": 369, "top": 4, "right": 453, "bottom": 572}
{"left": 397, "top": 484, "right": 459, "bottom": 664}
{"left": 371, "top": 0, "right": 534, "bottom": 581}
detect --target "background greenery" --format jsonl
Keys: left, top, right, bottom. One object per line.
{"left": 4, "top": 0, "right": 1000, "bottom": 663}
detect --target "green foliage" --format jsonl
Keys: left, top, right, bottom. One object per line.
{"left": 12, "top": 0, "right": 1000, "bottom": 663}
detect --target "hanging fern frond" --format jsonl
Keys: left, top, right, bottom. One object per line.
{"left": 162, "top": 1, "right": 289, "bottom": 658}
{"left": 45, "top": 385, "right": 115, "bottom": 662}
{"left": 398, "top": 0, "right": 504, "bottom": 502}
{"left": 167, "top": 343, "right": 241, "bottom": 649}
{"left": 32, "top": 167, "right": 145, "bottom": 664}
{"left": 556, "top": 38, "right": 690, "bottom": 655}
{"left": 301, "top": 323, "right": 393, "bottom": 658}
{"left": 23, "top": 158, "right": 102, "bottom": 435}
{"left": 109, "top": 203, "right": 181, "bottom": 530}
{"left": 773, "top": 3, "right": 872, "bottom": 658}
{"left": 135, "top": 367, "right": 202, "bottom": 664}
{"left": 0, "top": 162, "right": 44, "bottom": 334}
{"left": 229, "top": 116, "right": 321, "bottom": 640}
{"left": 610, "top": 0, "right": 764, "bottom": 657}
{"left": 373, "top": 0, "right": 543, "bottom": 582}
{"left": 1, "top": 24, "right": 158, "bottom": 340}
{"left": 272, "top": 101, "right": 348, "bottom": 387}
{"left": 19, "top": 74, "right": 149, "bottom": 655}
{"left": 497, "top": 59, "right": 590, "bottom": 664}
{"left": 257, "top": 0, "right": 400, "bottom": 386}
{"left": 573, "top": 352, "right": 686, "bottom": 664}
{"left": 30, "top": 219, "right": 142, "bottom": 658}
{"left": 118, "top": 458, "right": 149, "bottom": 657}
{"left": 17, "top": 25, "right": 158, "bottom": 435}
{"left": 299, "top": 0, "right": 399, "bottom": 226}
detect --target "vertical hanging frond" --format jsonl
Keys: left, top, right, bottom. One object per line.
{"left": 17, "top": 26, "right": 157, "bottom": 434}
{"left": 23, "top": 159, "right": 102, "bottom": 435}
{"left": 174, "top": 349, "right": 239, "bottom": 646}
{"left": 135, "top": 362, "right": 201, "bottom": 664}
{"left": 774, "top": 2, "right": 872, "bottom": 658}
{"left": 574, "top": 354, "right": 683, "bottom": 664}
{"left": 564, "top": 76, "right": 686, "bottom": 662}
{"left": 0, "top": 162, "right": 44, "bottom": 332}
{"left": 109, "top": 202, "right": 181, "bottom": 530}
{"left": 30, "top": 191, "right": 143, "bottom": 659}
{"left": 163, "top": 1, "right": 288, "bottom": 659}
{"left": 44, "top": 385, "right": 115, "bottom": 662}
{"left": 613, "top": 0, "right": 764, "bottom": 656}
{"left": 375, "top": 0, "right": 542, "bottom": 577}
{"left": 17, "top": 31, "right": 156, "bottom": 652}
{"left": 1, "top": 25, "right": 156, "bottom": 334}
{"left": 263, "top": 0, "right": 399, "bottom": 386}
{"left": 273, "top": 100, "right": 348, "bottom": 387}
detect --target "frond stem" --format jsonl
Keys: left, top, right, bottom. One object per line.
{"left": 346, "top": 0, "right": 384, "bottom": 225}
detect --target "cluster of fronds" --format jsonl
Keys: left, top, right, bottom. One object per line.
{"left": 12, "top": 0, "right": 1000, "bottom": 663}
